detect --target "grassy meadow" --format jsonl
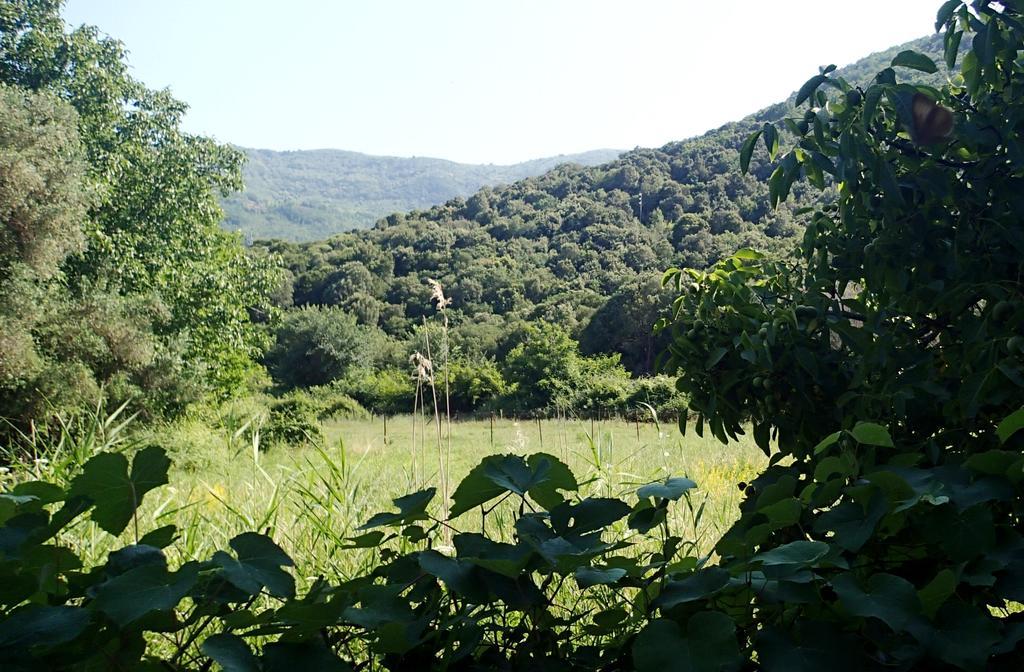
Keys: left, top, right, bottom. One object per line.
{"left": 25, "top": 412, "right": 766, "bottom": 590}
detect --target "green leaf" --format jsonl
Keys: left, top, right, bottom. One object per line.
{"left": 997, "top": 406, "right": 1024, "bottom": 443}
{"left": 813, "top": 430, "right": 842, "bottom": 455}
{"left": 849, "top": 422, "right": 894, "bottom": 447}
{"left": 739, "top": 130, "right": 762, "bottom": 174}
{"left": 924, "top": 601, "right": 1001, "bottom": 670}
{"left": 449, "top": 455, "right": 527, "bottom": 517}
{"left": 832, "top": 572, "right": 922, "bottom": 632}
{"left": 891, "top": 50, "right": 938, "bottom": 74}
{"left": 795, "top": 75, "right": 828, "bottom": 107}
{"left": 342, "top": 531, "right": 386, "bottom": 548}
{"left": 637, "top": 477, "right": 697, "bottom": 501}
{"left": 91, "top": 563, "right": 198, "bottom": 626}
{"left": 654, "top": 567, "right": 731, "bottom": 609}
{"left": 69, "top": 447, "right": 170, "bottom": 536}
{"left": 0, "top": 605, "right": 90, "bottom": 649}
{"left": 418, "top": 550, "right": 486, "bottom": 601}
{"left": 551, "top": 497, "right": 631, "bottom": 535}
{"left": 201, "top": 633, "right": 260, "bottom": 672}
{"left": 935, "top": 0, "right": 960, "bottom": 32}
{"left": 359, "top": 488, "right": 435, "bottom": 529}
{"left": 105, "top": 544, "right": 167, "bottom": 576}
{"left": 763, "top": 123, "right": 779, "bottom": 161}
{"left": 526, "top": 452, "right": 578, "bottom": 510}
{"left": 704, "top": 346, "right": 727, "bottom": 370}
{"left": 752, "top": 540, "right": 829, "bottom": 567}
{"left": 453, "top": 533, "right": 533, "bottom": 577}
{"left": 574, "top": 565, "right": 626, "bottom": 588}
{"left": 138, "top": 524, "right": 177, "bottom": 549}
{"left": 633, "top": 613, "right": 740, "bottom": 672}
{"left": 262, "top": 641, "right": 351, "bottom": 672}
{"left": 214, "top": 532, "right": 295, "bottom": 599}
{"left": 918, "top": 569, "right": 957, "bottom": 619}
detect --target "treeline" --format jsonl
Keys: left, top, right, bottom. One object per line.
{"left": 263, "top": 309, "right": 687, "bottom": 421}
{"left": 222, "top": 148, "right": 623, "bottom": 240}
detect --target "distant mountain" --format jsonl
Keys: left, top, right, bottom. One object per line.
{"left": 221, "top": 148, "right": 623, "bottom": 240}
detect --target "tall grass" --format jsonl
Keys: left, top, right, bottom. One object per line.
{"left": 3, "top": 400, "right": 765, "bottom": 589}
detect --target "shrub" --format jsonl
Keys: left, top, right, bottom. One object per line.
{"left": 260, "top": 393, "right": 321, "bottom": 447}
{"left": 625, "top": 375, "right": 687, "bottom": 421}
{"left": 344, "top": 368, "right": 416, "bottom": 416}
{"left": 308, "top": 384, "right": 371, "bottom": 421}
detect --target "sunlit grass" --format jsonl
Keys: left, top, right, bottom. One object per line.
{"left": 26, "top": 413, "right": 765, "bottom": 590}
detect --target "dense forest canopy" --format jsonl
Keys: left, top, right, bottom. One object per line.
{"left": 222, "top": 147, "right": 622, "bottom": 240}
{"left": 254, "top": 34, "right": 952, "bottom": 399}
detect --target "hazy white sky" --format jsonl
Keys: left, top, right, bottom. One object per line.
{"left": 64, "top": 0, "right": 942, "bottom": 164}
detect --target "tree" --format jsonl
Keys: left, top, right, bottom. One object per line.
{"left": 1, "top": 1, "right": 280, "bottom": 403}
{"left": 657, "top": 2, "right": 1024, "bottom": 668}
{"left": 266, "top": 306, "right": 369, "bottom": 389}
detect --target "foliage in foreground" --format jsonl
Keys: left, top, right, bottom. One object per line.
{"left": 655, "top": 0, "right": 1024, "bottom": 668}
{"left": 0, "top": 440, "right": 716, "bottom": 670}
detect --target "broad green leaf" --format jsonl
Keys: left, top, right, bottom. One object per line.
{"left": 449, "top": 455, "right": 528, "bottom": 517}
{"left": 262, "top": 641, "right": 352, "bottom": 672}
{"left": 105, "top": 544, "right": 167, "bottom": 576}
{"left": 752, "top": 540, "right": 829, "bottom": 567}
{"left": 757, "top": 622, "right": 861, "bottom": 672}
{"left": 201, "top": 633, "right": 260, "bottom": 672}
{"left": 359, "top": 487, "right": 435, "bottom": 529}
{"left": 739, "top": 130, "right": 762, "bottom": 174}
{"left": 832, "top": 572, "right": 922, "bottom": 632}
{"left": 10, "top": 481, "right": 65, "bottom": 505}
{"left": 453, "top": 533, "right": 533, "bottom": 577}
{"left": 68, "top": 447, "right": 170, "bottom": 536}
{"left": 0, "top": 605, "right": 89, "bottom": 649}
{"left": 813, "top": 431, "right": 842, "bottom": 455}
{"left": 918, "top": 569, "right": 957, "bottom": 619}
{"left": 891, "top": 50, "right": 938, "bottom": 74}
{"left": 418, "top": 550, "right": 486, "bottom": 601}
{"left": 138, "top": 524, "right": 178, "bottom": 549}
{"left": 551, "top": 497, "right": 630, "bottom": 535}
{"left": 637, "top": 477, "right": 697, "bottom": 501}
{"left": 935, "top": 0, "right": 960, "bottom": 32}
{"left": 944, "top": 28, "right": 963, "bottom": 70}
{"left": 633, "top": 613, "right": 740, "bottom": 672}
{"left": 91, "top": 562, "right": 198, "bottom": 626}
{"left": 214, "top": 532, "right": 295, "bottom": 599}
{"left": 342, "top": 531, "right": 386, "bottom": 548}
{"left": 849, "top": 422, "right": 894, "bottom": 447}
{"left": 574, "top": 565, "right": 626, "bottom": 588}
{"left": 654, "top": 567, "right": 731, "bottom": 609}
{"left": 924, "top": 601, "right": 1001, "bottom": 670}
{"left": 996, "top": 406, "right": 1024, "bottom": 443}
{"left": 526, "top": 453, "right": 578, "bottom": 510}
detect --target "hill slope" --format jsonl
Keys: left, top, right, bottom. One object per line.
{"left": 257, "top": 34, "right": 951, "bottom": 374}
{"left": 222, "top": 148, "right": 622, "bottom": 240}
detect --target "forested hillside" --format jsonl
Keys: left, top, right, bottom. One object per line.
{"left": 222, "top": 147, "right": 622, "bottom": 240}
{"left": 258, "top": 33, "right": 950, "bottom": 381}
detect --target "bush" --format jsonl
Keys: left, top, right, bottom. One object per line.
{"left": 343, "top": 368, "right": 415, "bottom": 416}
{"left": 625, "top": 375, "right": 687, "bottom": 421}
{"left": 260, "top": 393, "right": 321, "bottom": 447}
{"left": 307, "top": 384, "right": 370, "bottom": 421}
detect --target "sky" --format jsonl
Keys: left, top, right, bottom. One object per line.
{"left": 64, "top": 0, "right": 942, "bottom": 165}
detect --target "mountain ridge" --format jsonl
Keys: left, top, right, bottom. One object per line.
{"left": 221, "top": 147, "right": 623, "bottom": 240}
